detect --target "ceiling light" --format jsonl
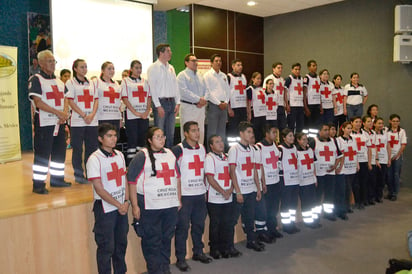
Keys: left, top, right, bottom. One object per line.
{"left": 247, "top": 1, "right": 257, "bottom": 6}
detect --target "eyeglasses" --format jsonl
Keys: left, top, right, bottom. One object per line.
{"left": 46, "top": 59, "right": 57, "bottom": 64}
{"left": 189, "top": 59, "right": 198, "bottom": 62}
{"left": 153, "top": 135, "right": 166, "bottom": 140}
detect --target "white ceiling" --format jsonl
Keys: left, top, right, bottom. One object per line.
{"left": 154, "top": 0, "right": 344, "bottom": 17}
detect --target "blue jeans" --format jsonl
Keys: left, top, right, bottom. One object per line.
{"left": 153, "top": 98, "right": 176, "bottom": 148}
{"left": 347, "top": 104, "right": 363, "bottom": 120}
{"left": 388, "top": 157, "right": 403, "bottom": 196}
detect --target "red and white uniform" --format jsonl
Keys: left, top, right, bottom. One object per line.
{"left": 386, "top": 128, "right": 407, "bottom": 158}
{"left": 250, "top": 86, "right": 267, "bottom": 118}
{"left": 205, "top": 152, "right": 232, "bottom": 204}
{"left": 351, "top": 130, "right": 371, "bottom": 163}
{"left": 320, "top": 81, "right": 334, "bottom": 110}
{"left": 337, "top": 136, "right": 358, "bottom": 175}
{"left": 94, "top": 77, "right": 122, "bottom": 121}
{"left": 256, "top": 141, "right": 280, "bottom": 185}
{"left": 314, "top": 137, "right": 341, "bottom": 176}
{"left": 87, "top": 149, "right": 126, "bottom": 213}
{"left": 228, "top": 143, "right": 257, "bottom": 194}
{"left": 228, "top": 73, "right": 247, "bottom": 109}
{"left": 176, "top": 143, "right": 206, "bottom": 196}
{"left": 121, "top": 76, "right": 151, "bottom": 120}
{"left": 332, "top": 86, "right": 345, "bottom": 116}
{"left": 297, "top": 148, "right": 316, "bottom": 186}
{"left": 286, "top": 75, "right": 304, "bottom": 107}
{"left": 264, "top": 74, "right": 285, "bottom": 106}
{"left": 279, "top": 144, "right": 299, "bottom": 186}
{"left": 304, "top": 73, "right": 321, "bottom": 105}
{"left": 65, "top": 78, "right": 98, "bottom": 127}
{"left": 375, "top": 131, "right": 389, "bottom": 164}
{"left": 266, "top": 92, "right": 278, "bottom": 121}
{"left": 252, "top": 145, "right": 263, "bottom": 189}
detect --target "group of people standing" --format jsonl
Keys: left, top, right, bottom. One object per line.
{"left": 28, "top": 44, "right": 407, "bottom": 274}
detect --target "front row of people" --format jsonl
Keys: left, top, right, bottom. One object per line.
{"left": 88, "top": 116, "right": 406, "bottom": 274}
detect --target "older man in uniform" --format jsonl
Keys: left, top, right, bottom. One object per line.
{"left": 29, "top": 50, "right": 71, "bottom": 194}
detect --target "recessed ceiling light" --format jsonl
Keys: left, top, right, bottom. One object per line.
{"left": 247, "top": 1, "right": 257, "bottom": 6}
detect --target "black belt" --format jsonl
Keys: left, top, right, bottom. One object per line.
{"left": 181, "top": 100, "right": 197, "bottom": 105}
{"left": 159, "top": 97, "right": 175, "bottom": 101}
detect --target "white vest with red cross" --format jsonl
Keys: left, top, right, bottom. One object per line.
{"left": 279, "top": 144, "right": 299, "bottom": 186}
{"left": 375, "top": 131, "right": 389, "bottom": 164}
{"left": 386, "top": 128, "right": 407, "bottom": 158}
{"left": 228, "top": 73, "right": 247, "bottom": 109}
{"left": 205, "top": 152, "right": 233, "bottom": 204}
{"left": 297, "top": 148, "right": 316, "bottom": 186}
{"left": 138, "top": 148, "right": 180, "bottom": 210}
{"left": 177, "top": 143, "right": 206, "bottom": 196}
{"left": 351, "top": 130, "right": 370, "bottom": 163}
{"left": 314, "top": 137, "right": 338, "bottom": 176}
{"left": 36, "top": 74, "right": 65, "bottom": 127}
{"left": 337, "top": 136, "right": 358, "bottom": 175}
{"left": 251, "top": 86, "right": 267, "bottom": 118}
{"left": 65, "top": 78, "right": 98, "bottom": 127}
{"left": 273, "top": 76, "right": 285, "bottom": 107}
{"left": 121, "top": 76, "right": 151, "bottom": 120}
{"left": 332, "top": 87, "right": 345, "bottom": 116}
{"left": 95, "top": 78, "right": 122, "bottom": 121}
{"left": 320, "top": 81, "right": 334, "bottom": 109}
{"left": 252, "top": 145, "right": 263, "bottom": 189}
{"left": 229, "top": 143, "right": 257, "bottom": 194}
{"left": 365, "top": 130, "right": 377, "bottom": 165}
{"left": 287, "top": 75, "right": 304, "bottom": 107}
{"left": 257, "top": 142, "right": 280, "bottom": 185}
{"left": 90, "top": 149, "right": 126, "bottom": 213}
{"left": 266, "top": 92, "right": 278, "bottom": 120}
{"left": 305, "top": 74, "right": 321, "bottom": 105}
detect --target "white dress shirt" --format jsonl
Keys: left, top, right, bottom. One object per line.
{"left": 203, "top": 68, "right": 230, "bottom": 105}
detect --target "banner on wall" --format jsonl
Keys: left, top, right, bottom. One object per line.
{"left": 0, "top": 46, "right": 21, "bottom": 163}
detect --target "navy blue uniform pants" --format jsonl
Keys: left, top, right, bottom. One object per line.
{"left": 264, "top": 183, "right": 281, "bottom": 234}
{"left": 334, "top": 174, "right": 346, "bottom": 215}
{"left": 376, "top": 164, "right": 387, "bottom": 200}
{"left": 287, "top": 106, "right": 304, "bottom": 133}
{"left": 233, "top": 192, "right": 257, "bottom": 243}
{"left": 316, "top": 175, "right": 336, "bottom": 212}
{"left": 228, "top": 107, "right": 247, "bottom": 136}
{"left": 304, "top": 104, "right": 321, "bottom": 129}
{"left": 207, "top": 201, "right": 233, "bottom": 253}
{"left": 252, "top": 115, "right": 266, "bottom": 142}
{"left": 70, "top": 126, "right": 98, "bottom": 180}
{"left": 277, "top": 106, "right": 287, "bottom": 132}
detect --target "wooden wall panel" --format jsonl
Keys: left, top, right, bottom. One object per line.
{"left": 193, "top": 5, "right": 227, "bottom": 49}
{"left": 235, "top": 13, "right": 264, "bottom": 53}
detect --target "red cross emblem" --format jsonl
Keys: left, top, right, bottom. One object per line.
{"left": 276, "top": 82, "right": 284, "bottom": 95}
{"left": 156, "top": 162, "right": 175, "bottom": 186}
{"left": 294, "top": 83, "right": 303, "bottom": 95}
{"left": 218, "top": 166, "right": 230, "bottom": 187}
{"left": 77, "top": 89, "right": 94, "bottom": 109}
{"left": 355, "top": 137, "right": 365, "bottom": 151}
{"left": 266, "top": 151, "right": 279, "bottom": 169}
{"left": 335, "top": 92, "right": 344, "bottom": 104}
{"left": 104, "top": 86, "right": 119, "bottom": 103}
{"left": 234, "top": 80, "right": 246, "bottom": 95}
{"left": 388, "top": 135, "right": 399, "bottom": 148}
{"left": 376, "top": 140, "right": 385, "bottom": 152}
{"left": 241, "top": 156, "right": 254, "bottom": 177}
{"left": 188, "top": 155, "right": 204, "bottom": 176}
{"left": 107, "top": 162, "right": 126, "bottom": 187}
{"left": 288, "top": 153, "right": 298, "bottom": 170}
{"left": 301, "top": 153, "right": 314, "bottom": 169}
{"left": 46, "top": 85, "right": 64, "bottom": 106}
{"left": 266, "top": 96, "right": 277, "bottom": 110}
{"left": 321, "top": 86, "right": 331, "bottom": 98}
{"left": 257, "top": 90, "right": 265, "bottom": 104}
{"left": 344, "top": 146, "right": 356, "bottom": 161}
{"left": 312, "top": 80, "right": 320, "bottom": 93}
{"left": 319, "top": 146, "right": 334, "bottom": 162}
{"left": 132, "top": 85, "right": 147, "bottom": 103}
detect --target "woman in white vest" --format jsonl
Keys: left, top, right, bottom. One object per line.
{"left": 373, "top": 117, "right": 390, "bottom": 203}
{"left": 127, "top": 127, "right": 181, "bottom": 274}
{"left": 265, "top": 78, "right": 278, "bottom": 129}
{"left": 319, "top": 69, "right": 334, "bottom": 124}
{"left": 332, "top": 74, "right": 346, "bottom": 129}
{"left": 362, "top": 116, "right": 378, "bottom": 205}
{"left": 246, "top": 72, "right": 266, "bottom": 142}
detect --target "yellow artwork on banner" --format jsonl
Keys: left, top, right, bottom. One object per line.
{"left": 0, "top": 45, "right": 21, "bottom": 163}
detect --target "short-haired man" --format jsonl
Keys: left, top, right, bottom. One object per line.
{"left": 285, "top": 63, "right": 305, "bottom": 133}
{"left": 172, "top": 121, "right": 211, "bottom": 271}
{"left": 147, "top": 43, "right": 180, "bottom": 147}
{"left": 28, "top": 50, "right": 71, "bottom": 194}
{"left": 177, "top": 54, "right": 207, "bottom": 145}
{"left": 86, "top": 123, "right": 129, "bottom": 274}
{"left": 303, "top": 60, "right": 323, "bottom": 129}
{"left": 203, "top": 54, "right": 230, "bottom": 146}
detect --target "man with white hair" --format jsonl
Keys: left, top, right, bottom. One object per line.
{"left": 28, "top": 50, "right": 71, "bottom": 194}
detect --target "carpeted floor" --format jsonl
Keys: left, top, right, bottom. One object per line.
{"left": 171, "top": 187, "right": 412, "bottom": 274}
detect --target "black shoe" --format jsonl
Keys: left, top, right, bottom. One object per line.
{"left": 347, "top": 208, "right": 354, "bottom": 214}
{"left": 32, "top": 186, "right": 49, "bottom": 194}
{"left": 368, "top": 200, "right": 376, "bottom": 205}
{"left": 246, "top": 241, "right": 264, "bottom": 252}
{"left": 75, "top": 177, "right": 89, "bottom": 184}
{"left": 50, "top": 181, "right": 72, "bottom": 187}
{"left": 337, "top": 214, "right": 349, "bottom": 220}
{"left": 210, "top": 250, "right": 222, "bottom": 260}
{"left": 384, "top": 195, "right": 392, "bottom": 200}
{"left": 304, "top": 222, "right": 322, "bottom": 229}
{"left": 271, "top": 230, "right": 284, "bottom": 239}
{"left": 226, "top": 247, "right": 242, "bottom": 258}
{"left": 283, "top": 225, "right": 297, "bottom": 234}
{"left": 292, "top": 224, "right": 301, "bottom": 233}
{"left": 376, "top": 198, "right": 383, "bottom": 203}
{"left": 390, "top": 196, "right": 397, "bottom": 201}
{"left": 193, "top": 253, "right": 212, "bottom": 264}
{"left": 258, "top": 233, "right": 275, "bottom": 244}
{"left": 324, "top": 214, "right": 337, "bottom": 221}
{"left": 176, "top": 260, "right": 190, "bottom": 272}
{"left": 356, "top": 203, "right": 365, "bottom": 210}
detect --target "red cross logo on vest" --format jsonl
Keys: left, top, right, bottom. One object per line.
{"left": 241, "top": 156, "right": 254, "bottom": 177}
{"left": 77, "top": 89, "right": 94, "bottom": 109}
{"left": 321, "top": 86, "right": 331, "bottom": 98}
{"left": 388, "top": 135, "right": 399, "bottom": 148}
{"left": 355, "top": 137, "right": 365, "bottom": 151}
{"left": 319, "top": 146, "right": 334, "bottom": 162}
{"left": 257, "top": 90, "right": 265, "bottom": 104}
{"left": 266, "top": 96, "right": 277, "bottom": 110}
{"left": 376, "top": 140, "right": 385, "bottom": 152}
{"left": 301, "top": 153, "right": 314, "bottom": 169}
{"left": 294, "top": 83, "right": 303, "bottom": 95}
{"left": 104, "top": 86, "right": 119, "bottom": 103}
{"left": 344, "top": 146, "right": 356, "bottom": 161}
{"left": 234, "top": 80, "right": 245, "bottom": 95}
{"left": 107, "top": 162, "right": 126, "bottom": 187}
{"left": 218, "top": 166, "right": 230, "bottom": 187}
{"left": 188, "top": 155, "right": 204, "bottom": 176}
{"left": 312, "top": 80, "right": 320, "bottom": 93}
{"left": 156, "top": 162, "right": 175, "bottom": 186}
{"left": 46, "top": 85, "right": 64, "bottom": 106}
{"left": 266, "top": 151, "right": 279, "bottom": 169}
{"left": 132, "top": 85, "right": 147, "bottom": 103}
{"left": 276, "top": 82, "right": 284, "bottom": 95}
{"left": 335, "top": 92, "right": 344, "bottom": 104}
{"left": 288, "top": 153, "right": 298, "bottom": 169}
